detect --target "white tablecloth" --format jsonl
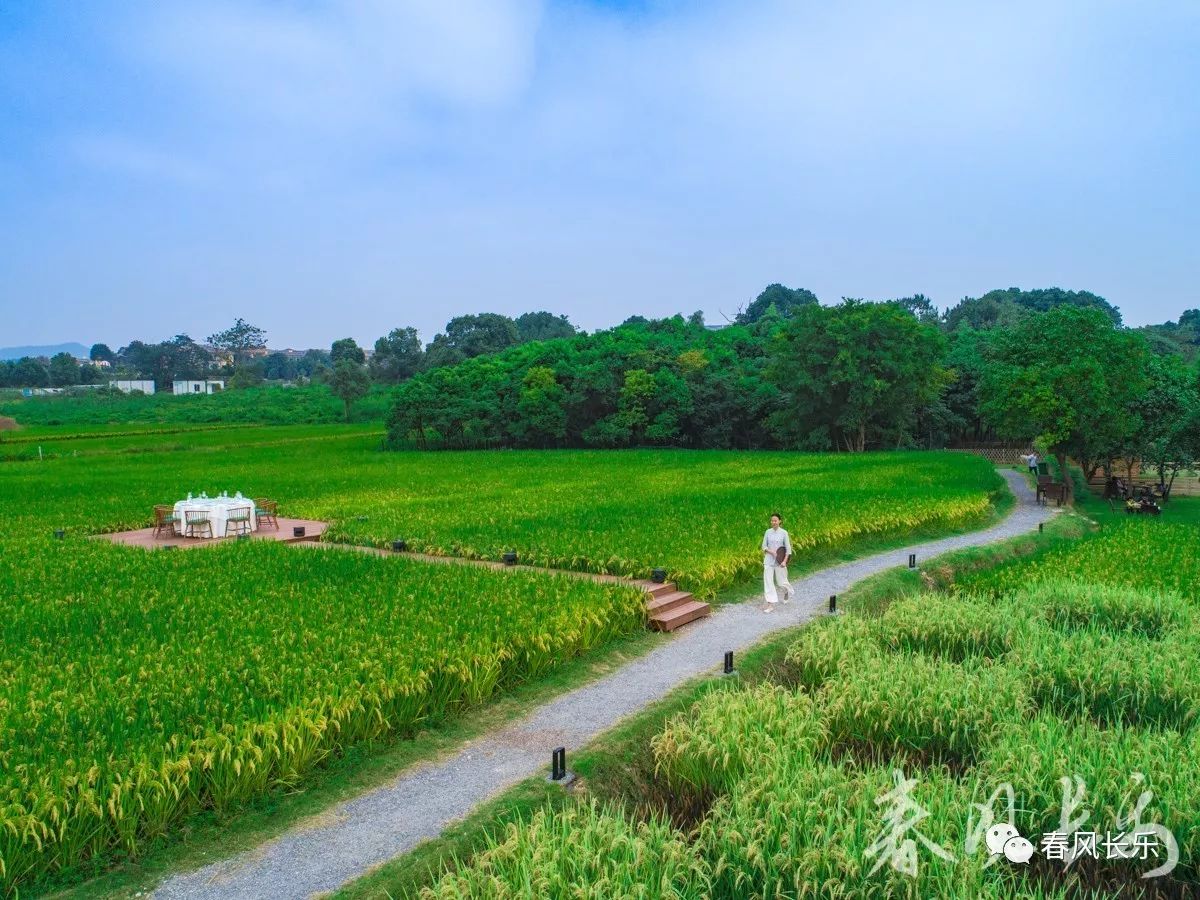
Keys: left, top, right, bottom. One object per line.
{"left": 173, "top": 497, "right": 258, "bottom": 538}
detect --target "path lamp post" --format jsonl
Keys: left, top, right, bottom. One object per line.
{"left": 503, "top": 551, "right": 518, "bottom": 566}
{"left": 651, "top": 568, "right": 667, "bottom": 583}
{"left": 548, "top": 746, "right": 575, "bottom": 786}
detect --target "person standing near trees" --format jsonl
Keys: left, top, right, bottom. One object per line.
{"left": 761, "top": 513, "right": 794, "bottom": 612}
{"left": 1023, "top": 450, "right": 1039, "bottom": 476}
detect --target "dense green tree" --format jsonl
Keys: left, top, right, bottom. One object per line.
{"left": 48, "top": 352, "right": 80, "bottom": 387}
{"left": 370, "top": 328, "right": 424, "bottom": 383}
{"left": 206, "top": 318, "right": 267, "bottom": 364}
{"left": 387, "top": 319, "right": 777, "bottom": 450}
{"left": 893, "top": 294, "right": 940, "bottom": 325}
{"left": 945, "top": 287, "right": 1119, "bottom": 331}
{"left": 736, "top": 284, "right": 819, "bottom": 325}
{"left": 514, "top": 366, "right": 567, "bottom": 447}
{"left": 515, "top": 312, "right": 577, "bottom": 343}
{"left": 11, "top": 357, "right": 49, "bottom": 387}
{"left": 329, "top": 358, "right": 370, "bottom": 421}
{"left": 768, "top": 299, "right": 948, "bottom": 451}
{"left": 89, "top": 343, "right": 115, "bottom": 363}
{"left": 227, "top": 364, "right": 264, "bottom": 389}
{"left": 433, "top": 313, "right": 520, "bottom": 359}
{"left": 1133, "top": 354, "right": 1200, "bottom": 498}
{"left": 330, "top": 337, "right": 366, "bottom": 367}
{"left": 978, "top": 307, "right": 1149, "bottom": 500}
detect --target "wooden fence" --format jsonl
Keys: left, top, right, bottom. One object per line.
{"left": 945, "top": 445, "right": 1032, "bottom": 466}
{"left": 1086, "top": 462, "right": 1200, "bottom": 498}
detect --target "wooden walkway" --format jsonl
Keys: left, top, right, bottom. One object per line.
{"left": 98, "top": 517, "right": 328, "bottom": 550}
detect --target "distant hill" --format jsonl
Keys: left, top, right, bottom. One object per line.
{"left": 0, "top": 342, "right": 89, "bottom": 361}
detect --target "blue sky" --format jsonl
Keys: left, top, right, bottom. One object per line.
{"left": 1, "top": 1, "right": 1197, "bottom": 350}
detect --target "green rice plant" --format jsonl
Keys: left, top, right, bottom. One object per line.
{"left": 879, "top": 593, "right": 1023, "bottom": 660}
{"left": 1005, "top": 579, "right": 1191, "bottom": 639}
{"left": 981, "top": 712, "right": 1200, "bottom": 882}
{"left": 1006, "top": 625, "right": 1200, "bottom": 729}
{"left": 816, "top": 652, "right": 1030, "bottom": 763}
{"left": 697, "top": 760, "right": 1076, "bottom": 900}
{"left": 651, "top": 684, "right": 827, "bottom": 799}
{"left": 784, "top": 616, "right": 882, "bottom": 690}
{"left": 419, "top": 800, "right": 710, "bottom": 899}
{"left": 956, "top": 520, "right": 1200, "bottom": 605}
{"left": 0, "top": 540, "right": 646, "bottom": 895}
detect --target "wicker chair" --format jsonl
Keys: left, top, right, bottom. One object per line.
{"left": 184, "top": 509, "right": 213, "bottom": 539}
{"left": 153, "top": 504, "right": 178, "bottom": 539}
{"left": 254, "top": 498, "right": 279, "bottom": 529}
{"left": 225, "top": 505, "right": 253, "bottom": 537}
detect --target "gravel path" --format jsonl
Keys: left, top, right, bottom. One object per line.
{"left": 155, "top": 470, "right": 1052, "bottom": 900}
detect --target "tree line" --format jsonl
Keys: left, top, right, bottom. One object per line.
{"left": 383, "top": 286, "right": 1200, "bottom": 500}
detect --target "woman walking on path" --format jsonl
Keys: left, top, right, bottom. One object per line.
{"left": 762, "top": 512, "right": 794, "bottom": 612}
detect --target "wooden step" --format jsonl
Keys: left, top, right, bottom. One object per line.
{"left": 636, "top": 580, "right": 678, "bottom": 597}
{"left": 645, "top": 590, "right": 693, "bottom": 615}
{"left": 650, "top": 599, "right": 711, "bottom": 632}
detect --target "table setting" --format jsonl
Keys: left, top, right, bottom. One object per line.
{"left": 172, "top": 491, "right": 258, "bottom": 538}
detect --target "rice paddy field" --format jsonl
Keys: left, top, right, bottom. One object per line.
{"left": 419, "top": 514, "right": 1200, "bottom": 898}
{"left": 0, "top": 424, "right": 1005, "bottom": 893}
{"left": 1, "top": 425, "right": 1004, "bottom": 596}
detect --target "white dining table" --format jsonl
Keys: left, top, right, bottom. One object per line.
{"left": 173, "top": 497, "right": 258, "bottom": 538}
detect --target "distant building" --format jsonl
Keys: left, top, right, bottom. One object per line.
{"left": 108, "top": 379, "right": 156, "bottom": 394}
{"left": 172, "top": 379, "right": 224, "bottom": 395}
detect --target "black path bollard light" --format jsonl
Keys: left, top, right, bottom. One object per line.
{"left": 723, "top": 650, "right": 735, "bottom": 675}
{"left": 1039, "top": 522, "right": 1044, "bottom": 533}
{"left": 651, "top": 567, "right": 667, "bottom": 584}
{"left": 293, "top": 526, "right": 306, "bottom": 538}
{"left": 547, "top": 746, "right": 576, "bottom": 786}
{"left": 54, "top": 529, "right": 65, "bottom": 540}
{"left": 908, "top": 553, "right": 917, "bottom": 569}
{"left": 829, "top": 594, "right": 837, "bottom": 613}
{"left": 503, "top": 551, "right": 518, "bottom": 566}
{"left": 392, "top": 539, "right": 407, "bottom": 552}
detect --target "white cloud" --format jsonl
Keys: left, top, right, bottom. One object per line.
{"left": 136, "top": 0, "right": 544, "bottom": 135}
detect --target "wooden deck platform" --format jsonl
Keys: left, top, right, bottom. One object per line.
{"left": 98, "top": 517, "right": 329, "bottom": 550}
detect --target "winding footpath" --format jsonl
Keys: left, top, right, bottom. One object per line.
{"left": 156, "top": 470, "right": 1053, "bottom": 900}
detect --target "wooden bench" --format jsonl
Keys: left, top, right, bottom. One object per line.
{"left": 1039, "top": 482, "right": 1067, "bottom": 506}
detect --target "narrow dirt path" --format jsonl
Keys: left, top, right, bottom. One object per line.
{"left": 155, "top": 470, "right": 1053, "bottom": 900}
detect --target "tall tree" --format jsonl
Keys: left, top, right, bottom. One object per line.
{"left": 434, "top": 313, "right": 521, "bottom": 358}
{"left": 370, "top": 328, "right": 424, "bottom": 383}
{"left": 1135, "top": 354, "right": 1200, "bottom": 499}
{"left": 515, "top": 311, "right": 576, "bottom": 343}
{"left": 331, "top": 337, "right": 366, "bottom": 366}
{"left": 978, "top": 306, "right": 1149, "bottom": 500}
{"left": 89, "top": 343, "right": 114, "bottom": 363}
{"left": 736, "top": 284, "right": 819, "bottom": 325}
{"left": 48, "top": 352, "right": 80, "bottom": 387}
{"left": 768, "top": 299, "right": 948, "bottom": 451}
{"left": 329, "top": 358, "right": 370, "bottom": 421}
{"left": 514, "top": 366, "right": 567, "bottom": 447}
{"left": 12, "top": 357, "right": 49, "bottom": 387}
{"left": 206, "top": 318, "right": 267, "bottom": 364}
